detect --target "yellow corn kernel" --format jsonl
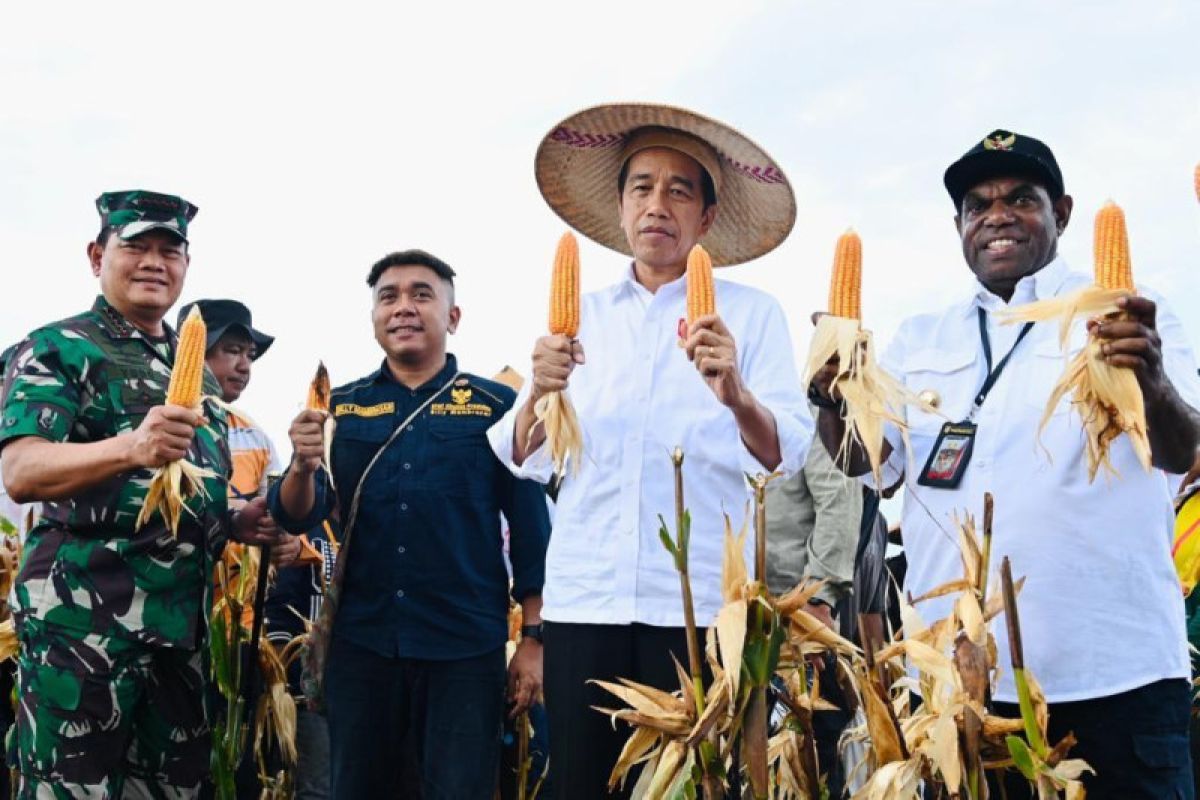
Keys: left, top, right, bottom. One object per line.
{"left": 167, "top": 306, "right": 207, "bottom": 409}
{"left": 686, "top": 245, "right": 715, "bottom": 324}
{"left": 1094, "top": 201, "right": 1133, "bottom": 291}
{"left": 307, "top": 361, "right": 330, "bottom": 412}
{"left": 549, "top": 232, "right": 580, "bottom": 337}
{"left": 828, "top": 228, "right": 862, "bottom": 320}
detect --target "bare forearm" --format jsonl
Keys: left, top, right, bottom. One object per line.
{"left": 732, "top": 392, "right": 782, "bottom": 472}
{"left": 1146, "top": 383, "right": 1200, "bottom": 473}
{"left": 511, "top": 398, "right": 546, "bottom": 467}
{"left": 2, "top": 436, "right": 136, "bottom": 503}
{"left": 278, "top": 467, "right": 317, "bottom": 522}
{"left": 520, "top": 594, "right": 543, "bottom": 626}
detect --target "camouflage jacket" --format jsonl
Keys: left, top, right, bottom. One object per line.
{"left": 0, "top": 296, "right": 232, "bottom": 649}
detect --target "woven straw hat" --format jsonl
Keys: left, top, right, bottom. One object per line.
{"left": 535, "top": 103, "right": 797, "bottom": 267}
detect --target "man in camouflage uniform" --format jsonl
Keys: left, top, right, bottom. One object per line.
{"left": 0, "top": 190, "right": 281, "bottom": 798}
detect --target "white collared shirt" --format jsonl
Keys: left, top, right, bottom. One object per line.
{"left": 489, "top": 266, "right": 813, "bottom": 628}
{"left": 874, "top": 256, "right": 1200, "bottom": 703}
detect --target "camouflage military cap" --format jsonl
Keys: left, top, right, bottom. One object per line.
{"left": 95, "top": 190, "right": 199, "bottom": 243}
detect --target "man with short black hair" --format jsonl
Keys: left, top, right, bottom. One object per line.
{"left": 813, "top": 130, "right": 1200, "bottom": 798}
{"left": 270, "top": 249, "right": 550, "bottom": 798}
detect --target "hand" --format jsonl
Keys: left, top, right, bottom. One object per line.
{"left": 232, "top": 497, "right": 284, "bottom": 547}
{"left": 270, "top": 532, "right": 303, "bottom": 567}
{"left": 288, "top": 409, "right": 327, "bottom": 475}
{"left": 507, "top": 638, "right": 543, "bottom": 719}
{"left": 808, "top": 311, "right": 843, "bottom": 405}
{"left": 1089, "top": 295, "right": 1167, "bottom": 404}
{"left": 530, "top": 335, "right": 585, "bottom": 402}
{"left": 127, "top": 405, "right": 203, "bottom": 468}
{"left": 683, "top": 315, "right": 746, "bottom": 409}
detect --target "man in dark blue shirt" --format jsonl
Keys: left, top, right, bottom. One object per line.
{"left": 270, "top": 250, "right": 550, "bottom": 799}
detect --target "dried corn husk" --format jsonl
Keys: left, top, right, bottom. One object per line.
{"left": 533, "top": 232, "right": 584, "bottom": 477}
{"left": 305, "top": 361, "right": 337, "bottom": 478}
{"left": 805, "top": 231, "right": 938, "bottom": 487}
{"left": 998, "top": 201, "right": 1151, "bottom": 481}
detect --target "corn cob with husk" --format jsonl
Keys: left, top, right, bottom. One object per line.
{"left": 306, "top": 361, "right": 336, "bottom": 478}
{"left": 532, "top": 232, "right": 584, "bottom": 477}
{"left": 686, "top": 244, "right": 716, "bottom": 324}
{"left": 803, "top": 230, "right": 937, "bottom": 487}
{"left": 999, "top": 200, "right": 1151, "bottom": 481}
{"left": 136, "top": 305, "right": 214, "bottom": 535}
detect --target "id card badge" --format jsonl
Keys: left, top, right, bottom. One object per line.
{"left": 916, "top": 420, "right": 977, "bottom": 489}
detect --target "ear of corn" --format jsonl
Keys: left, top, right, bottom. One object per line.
{"left": 1094, "top": 201, "right": 1133, "bottom": 291}
{"left": 550, "top": 232, "right": 580, "bottom": 337}
{"left": 167, "top": 305, "right": 207, "bottom": 409}
{"left": 998, "top": 199, "right": 1150, "bottom": 480}
{"left": 306, "top": 361, "right": 331, "bottom": 412}
{"left": 686, "top": 245, "right": 715, "bottom": 324}
{"left": 136, "top": 305, "right": 214, "bottom": 535}
{"left": 534, "top": 232, "right": 585, "bottom": 477}
{"left": 828, "top": 229, "right": 862, "bottom": 320}
{"left": 804, "top": 230, "right": 939, "bottom": 487}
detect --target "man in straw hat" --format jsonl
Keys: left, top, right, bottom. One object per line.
{"left": 488, "top": 103, "right": 813, "bottom": 796}
{"left": 812, "top": 130, "right": 1200, "bottom": 797}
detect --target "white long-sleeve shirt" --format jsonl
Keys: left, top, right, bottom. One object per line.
{"left": 873, "top": 256, "right": 1200, "bottom": 703}
{"left": 489, "top": 266, "right": 813, "bottom": 628}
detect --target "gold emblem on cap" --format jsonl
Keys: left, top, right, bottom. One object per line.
{"left": 983, "top": 133, "right": 1016, "bottom": 152}
{"left": 918, "top": 389, "right": 941, "bottom": 409}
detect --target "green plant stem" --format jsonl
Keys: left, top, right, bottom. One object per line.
{"left": 672, "top": 450, "right": 706, "bottom": 715}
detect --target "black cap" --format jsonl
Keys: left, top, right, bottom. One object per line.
{"left": 943, "top": 130, "right": 1064, "bottom": 209}
{"left": 176, "top": 299, "right": 274, "bottom": 360}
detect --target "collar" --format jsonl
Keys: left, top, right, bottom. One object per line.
{"left": 963, "top": 256, "right": 1071, "bottom": 317}
{"left": 91, "top": 295, "right": 177, "bottom": 343}
{"left": 371, "top": 353, "right": 459, "bottom": 391}
{"left": 618, "top": 262, "right": 688, "bottom": 301}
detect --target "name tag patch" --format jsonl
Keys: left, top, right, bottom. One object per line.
{"left": 334, "top": 402, "right": 395, "bottom": 418}
{"left": 431, "top": 386, "right": 492, "bottom": 417}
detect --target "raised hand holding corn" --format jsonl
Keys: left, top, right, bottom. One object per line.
{"left": 135, "top": 305, "right": 215, "bottom": 534}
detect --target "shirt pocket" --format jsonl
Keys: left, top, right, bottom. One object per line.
{"left": 1020, "top": 341, "right": 1079, "bottom": 419}
{"left": 426, "top": 417, "right": 492, "bottom": 498}
{"left": 106, "top": 379, "right": 158, "bottom": 434}
{"left": 900, "top": 347, "right": 978, "bottom": 434}
{"left": 332, "top": 417, "right": 395, "bottom": 500}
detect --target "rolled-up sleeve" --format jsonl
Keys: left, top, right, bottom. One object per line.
{"left": 736, "top": 298, "right": 813, "bottom": 478}
{"left": 486, "top": 385, "right": 555, "bottom": 484}
{"left": 499, "top": 467, "right": 550, "bottom": 602}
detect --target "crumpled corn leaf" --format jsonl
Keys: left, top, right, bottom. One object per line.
{"left": 0, "top": 618, "right": 17, "bottom": 660}
{"left": 136, "top": 458, "right": 215, "bottom": 536}
{"left": 534, "top": 390, "right": 584, "bottom": 477}
{"left": 609, "top": 726, "right": 661, "bottom": 790}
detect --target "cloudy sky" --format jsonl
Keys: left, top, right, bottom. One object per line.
{"left": 2, "top": 1, "right": 1197, "bottom": 453}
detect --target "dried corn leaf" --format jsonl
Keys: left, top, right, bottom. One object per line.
{"left": 721, "top": 510, "right": 750, "bottom": 603}
{"left": 136, "top": 458, "right": 215, "bottom": 536}
{"left": 715, "top": 598, "right": 747, "bottom": 697}
{"left": 609, "top": 726, "right": 661, "bottom": 790}
{"left": 0, "top": 618, "right": 16, "bottom": 661}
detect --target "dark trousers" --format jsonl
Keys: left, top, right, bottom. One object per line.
{"left": 544, "top": 622, "right": 695, "bottom": 800}
{"left": 325, "top": 635, "right": 506, "bottom": 800}
{"left": 990, "top": 678, "right": 1194, "bottom": 799}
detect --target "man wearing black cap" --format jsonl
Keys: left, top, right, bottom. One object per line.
{"left": 0, "top": 191, "right": 283, "bottom": 797}
{"left": 812, "top": 131, "right": 1200, "bottom": 797}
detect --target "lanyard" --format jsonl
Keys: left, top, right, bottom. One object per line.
{"left": 971, "top": 307, "right": 1034, "bottom": 419}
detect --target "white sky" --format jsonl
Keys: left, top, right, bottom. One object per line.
{"left": 2, "top": 0, "right": 1198, "bottom": 457}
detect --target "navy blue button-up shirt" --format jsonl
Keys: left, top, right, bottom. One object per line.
{"left": 269, "top": 355, "right": 550, "bottom": 661}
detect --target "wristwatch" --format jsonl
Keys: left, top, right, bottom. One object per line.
{"left": 806, "top": 382, "right": 842, "bottom": 411}
{"left": 520, "top": 623, "right": 544, "bottom": 644}
{"left": 806, "top": 597, "right": 833, "bottom": 610}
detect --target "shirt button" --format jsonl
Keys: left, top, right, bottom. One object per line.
{"left": 397, "top": 546, "right": 406, "bottom": 554}
{"left": 400, "top": 502, "right": 409, "bottom": 511}
{"left": 410, "top": 391, "right": 417, "bottom": 397}
{"left": 407, "top": 425, "right": 415, "bottom": 432}
{"left": 396, "top": 589, "right": 405, "bottom": 599}
{"left": 403, "top": 463, "right": 411, "bottom": 470}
